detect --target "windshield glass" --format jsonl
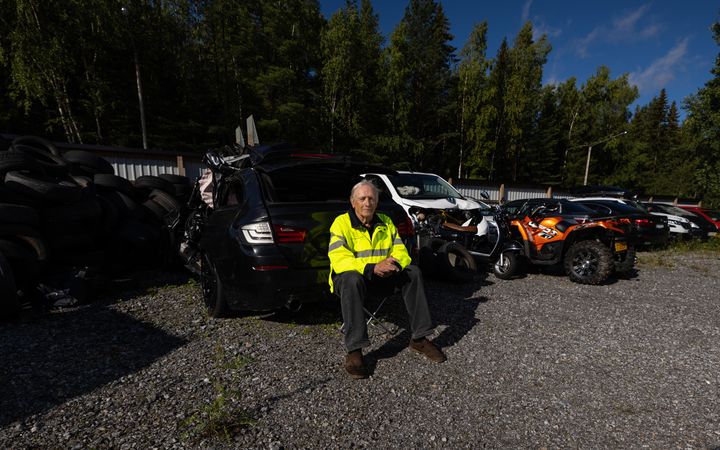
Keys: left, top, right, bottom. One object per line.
{"left": 623, "top": 199, "right": 649, "bottom": 212}
{"left": 652, "top": 204, "right": 692, "bottom": 216}
{"left": 388, "top": 173, "right": 464, "bottom": 200}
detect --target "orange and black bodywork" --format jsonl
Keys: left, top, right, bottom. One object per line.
{"left": 510, "top": 215, "right": 630, "bottom": 266}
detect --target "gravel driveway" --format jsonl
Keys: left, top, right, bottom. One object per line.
{"left": 2, "top": 252, "right": 720, "bottom": 448}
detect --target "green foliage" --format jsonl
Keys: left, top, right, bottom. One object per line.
{"left": 383, "top": 0, "right": 455, "bottom": 171}
{"left": 0, "top": 0, "right": 717, "bottom": 203}
{"left": 321, "top": 0, "right": 384, "bottom": 152}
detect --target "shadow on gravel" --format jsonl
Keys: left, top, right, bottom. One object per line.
{"left": 361, "top": 280, "right": 487, "bottom": 369}
{"left": 0, "top": 300, "right": 186, "bottom": 427}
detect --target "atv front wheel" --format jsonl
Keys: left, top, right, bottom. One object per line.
{"left": 563, "top": 240, "right": 613, "bottom": 285}
{"left": 493, "top": 250, "right": 522, "bottom": 280}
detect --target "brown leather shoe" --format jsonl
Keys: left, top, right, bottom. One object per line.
{"left": 409, "top": 338, "right": 447, "bottom": 363}
{"left": 344, "top": 350, "right": 368, "bottom": 379}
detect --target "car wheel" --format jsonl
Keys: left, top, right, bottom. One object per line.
{"left": 564, "top": 240, "right": 613, "bottom": 285}
{"left": 200, "top": 252, "right": 229, "bottom": 318}
{"left": 436, "top": 241, "right": 477, "bottom": 283}
{"left": 614, "top": 244, "right": 636, "bottom": 274}
{"left": 493, "top": 250, "right": 522, "bottom": 280}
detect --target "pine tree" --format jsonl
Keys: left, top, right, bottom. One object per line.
{"left": 384, "top": 0, "right": 455, "bottom": 171}
{"left": 683, "top": 17, "right": 720, "bottom": 205}
{"left": 456, "top": 21, "right": 494, "bottom": 179}
{"left": 321, "top": 0, "right": 383, "bottom": 154}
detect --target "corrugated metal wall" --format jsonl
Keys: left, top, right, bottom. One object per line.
{"left": 104, "top": 156, "right": 180, "bottom": 180}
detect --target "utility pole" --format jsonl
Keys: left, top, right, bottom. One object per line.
{"left": 583, "top": 130, "right": 628, "bottom": 186}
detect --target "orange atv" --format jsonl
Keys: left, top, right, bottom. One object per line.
{"left": 495, "top": 205, "right": 634, "bottom": 285}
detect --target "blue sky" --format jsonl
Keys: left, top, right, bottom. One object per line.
{"left": 319, "top": 1, "right": 719, "bottom": 118}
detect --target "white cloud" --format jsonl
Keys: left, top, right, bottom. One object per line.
{"left": 629, "top": 38, "right": 689, "bottom": 92}
{"left": 533, "top": 20, "right": 562, "bottom": 41}
{"left": 521, "top": 0, "right": 532, "bottom": 23}
{"left": 575, "top": 3, "right": 661, "bottom": 57}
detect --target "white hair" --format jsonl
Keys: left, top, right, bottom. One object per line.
{"left": 350, "top": 180, "right": 379, "bottom": 200}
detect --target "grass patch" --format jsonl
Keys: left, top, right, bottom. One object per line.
{"left": 181, "top": 345, "right": 257, "bottom": 442}
{"left": 181, "top": 384, "right": 256, "bottom": 442}
{"left": 638, "top": 236, "right": 720, "bottom": 268}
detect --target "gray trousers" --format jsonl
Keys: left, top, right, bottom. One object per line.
{"left": 333, "top": 265, "right": 434, "bottom": 352}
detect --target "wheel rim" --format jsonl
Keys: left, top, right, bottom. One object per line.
{"left": 495, "top": 253, "right": 511, "bottom": 274}
{"left": 571, "top": 248, "right": 599, "bottom": 277}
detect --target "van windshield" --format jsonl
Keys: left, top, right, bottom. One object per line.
{"left": 388, "top": 173, "right": 463, "bottom": 200}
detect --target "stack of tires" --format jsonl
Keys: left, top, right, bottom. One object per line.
{"left": 0, "top": 135, "right": 192, "bottom": 318}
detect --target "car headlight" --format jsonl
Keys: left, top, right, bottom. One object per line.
{"left": 668, "top": 219, "right": 681, "bottom": 226}
{"left": 690, "top": 222, "right": 699, "bottom": 229}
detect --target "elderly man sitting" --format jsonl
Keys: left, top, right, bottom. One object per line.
{"left": 328, "top": 180, "right": 446, "bottom": 379}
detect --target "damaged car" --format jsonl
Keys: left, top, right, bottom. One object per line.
{"left": 185, "top": 144, "right": 413, "bottom": 317}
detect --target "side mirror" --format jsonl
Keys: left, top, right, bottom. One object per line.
{"left": 480, "top": 191, "right": 490, "bottom": 200}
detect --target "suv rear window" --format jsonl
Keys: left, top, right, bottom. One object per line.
{"left": 261, "top": 166, "right": 362, "bottom": 203}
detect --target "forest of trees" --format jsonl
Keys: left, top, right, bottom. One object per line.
{"left": 1, "top": 0, "right": 719, "bottom": 205}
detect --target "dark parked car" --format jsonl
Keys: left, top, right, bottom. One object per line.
{"left": 196, "top": 144, "right": 413, "bottom": 317}
{"left": 503, "top": 198, "right": 600, "bottom": 222}
{"left": 570, "top": 199, "right": 669, "bottom": 248}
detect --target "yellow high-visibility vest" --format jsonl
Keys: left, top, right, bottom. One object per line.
{"left": 328, "top": 212, "right": 411, "bottom": 292}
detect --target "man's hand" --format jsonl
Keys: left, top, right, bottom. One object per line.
{"left": 373, "top": 257, "right": 401, "bottom": 278}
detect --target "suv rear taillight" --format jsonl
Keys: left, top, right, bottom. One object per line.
{"left": 272, "top": 224, "right": 307, "bottom": 243}
{"left": 634, "top": 218, "right": 652, "bottom": 227}
{"left": 241, "top": 222, "right": 274, "bottom": 244}
{"left": 396, "top": 216, "right": 415, "bottom": 238}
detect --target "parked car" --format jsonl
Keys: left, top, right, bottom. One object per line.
{"left": 643, "top": 202, "right": 713, "bottom": 239}
{"left": 362, "top": 171, "right": 491, "bottom": 224}
{"left": 569, "top": 198, "right": 669, "bottom": 248}
{"left": 503, "top": 198, "right": 601, "bottom": 223}
{"left": 678, "top": 206, "right": 720, "bottom": 233}
{"left": 194, "top": 144, "right": 413, "bottom": 317}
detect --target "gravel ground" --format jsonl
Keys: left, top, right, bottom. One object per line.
{"left": 2, "top": 252, "right": 720, "bottom": 449}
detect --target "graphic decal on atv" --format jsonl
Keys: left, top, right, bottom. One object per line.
{"left": 527, "top": 221, "right": 558, "bottom": 240}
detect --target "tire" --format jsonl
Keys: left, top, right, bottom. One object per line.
{"left": 614, "top": 244, "right": 637, "bottom": 274}
{"left": 62, "top": 150, "right": 114, "bottom": 175}
{"left": 563, "top": 240, "right": 613, "bottom": 285}
{"left": 12, "top": 135, "right": 60, "bottom": 156}
{"left": 493, "top": 250, "right": 523, "bottom": 280}
{"left": 142, "top": 198, "right": 167, "bottom": 221}
{"left": 0, "top": 150, "right": 45, "bottom": 176}
{"left": 12, "top": 144, "right": 69, "bottom": 176}
{"left": 99, "top": 190, "right": 142, "bottom": 219}
{"left": 436, "top": 241, "right": 477, "bottom": 283}
{"left": 3, "top": 171, "right": 83, "bottom": 203}
{"left": 158, "top": 173, "right": 189, "bottom": 184}
{"left": 134, "top": 176, "right": 175, "bottom": 196}
{"left": 41, "top": 198, "right": 102, "bottom": 223}
{"left": 0, "top": 203, "right": 39, "bottom": 226}
{"left": 148, "top": 189, "right": 181, "bottom": 213}
{"left": 0, "top": 252, "right": 19, "bottom": 320}
{"left": 200, "top": 252, "right": 229, "bottom": 318}
{"left": 93, "top": 174, "right": 135, "bottom": 197}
